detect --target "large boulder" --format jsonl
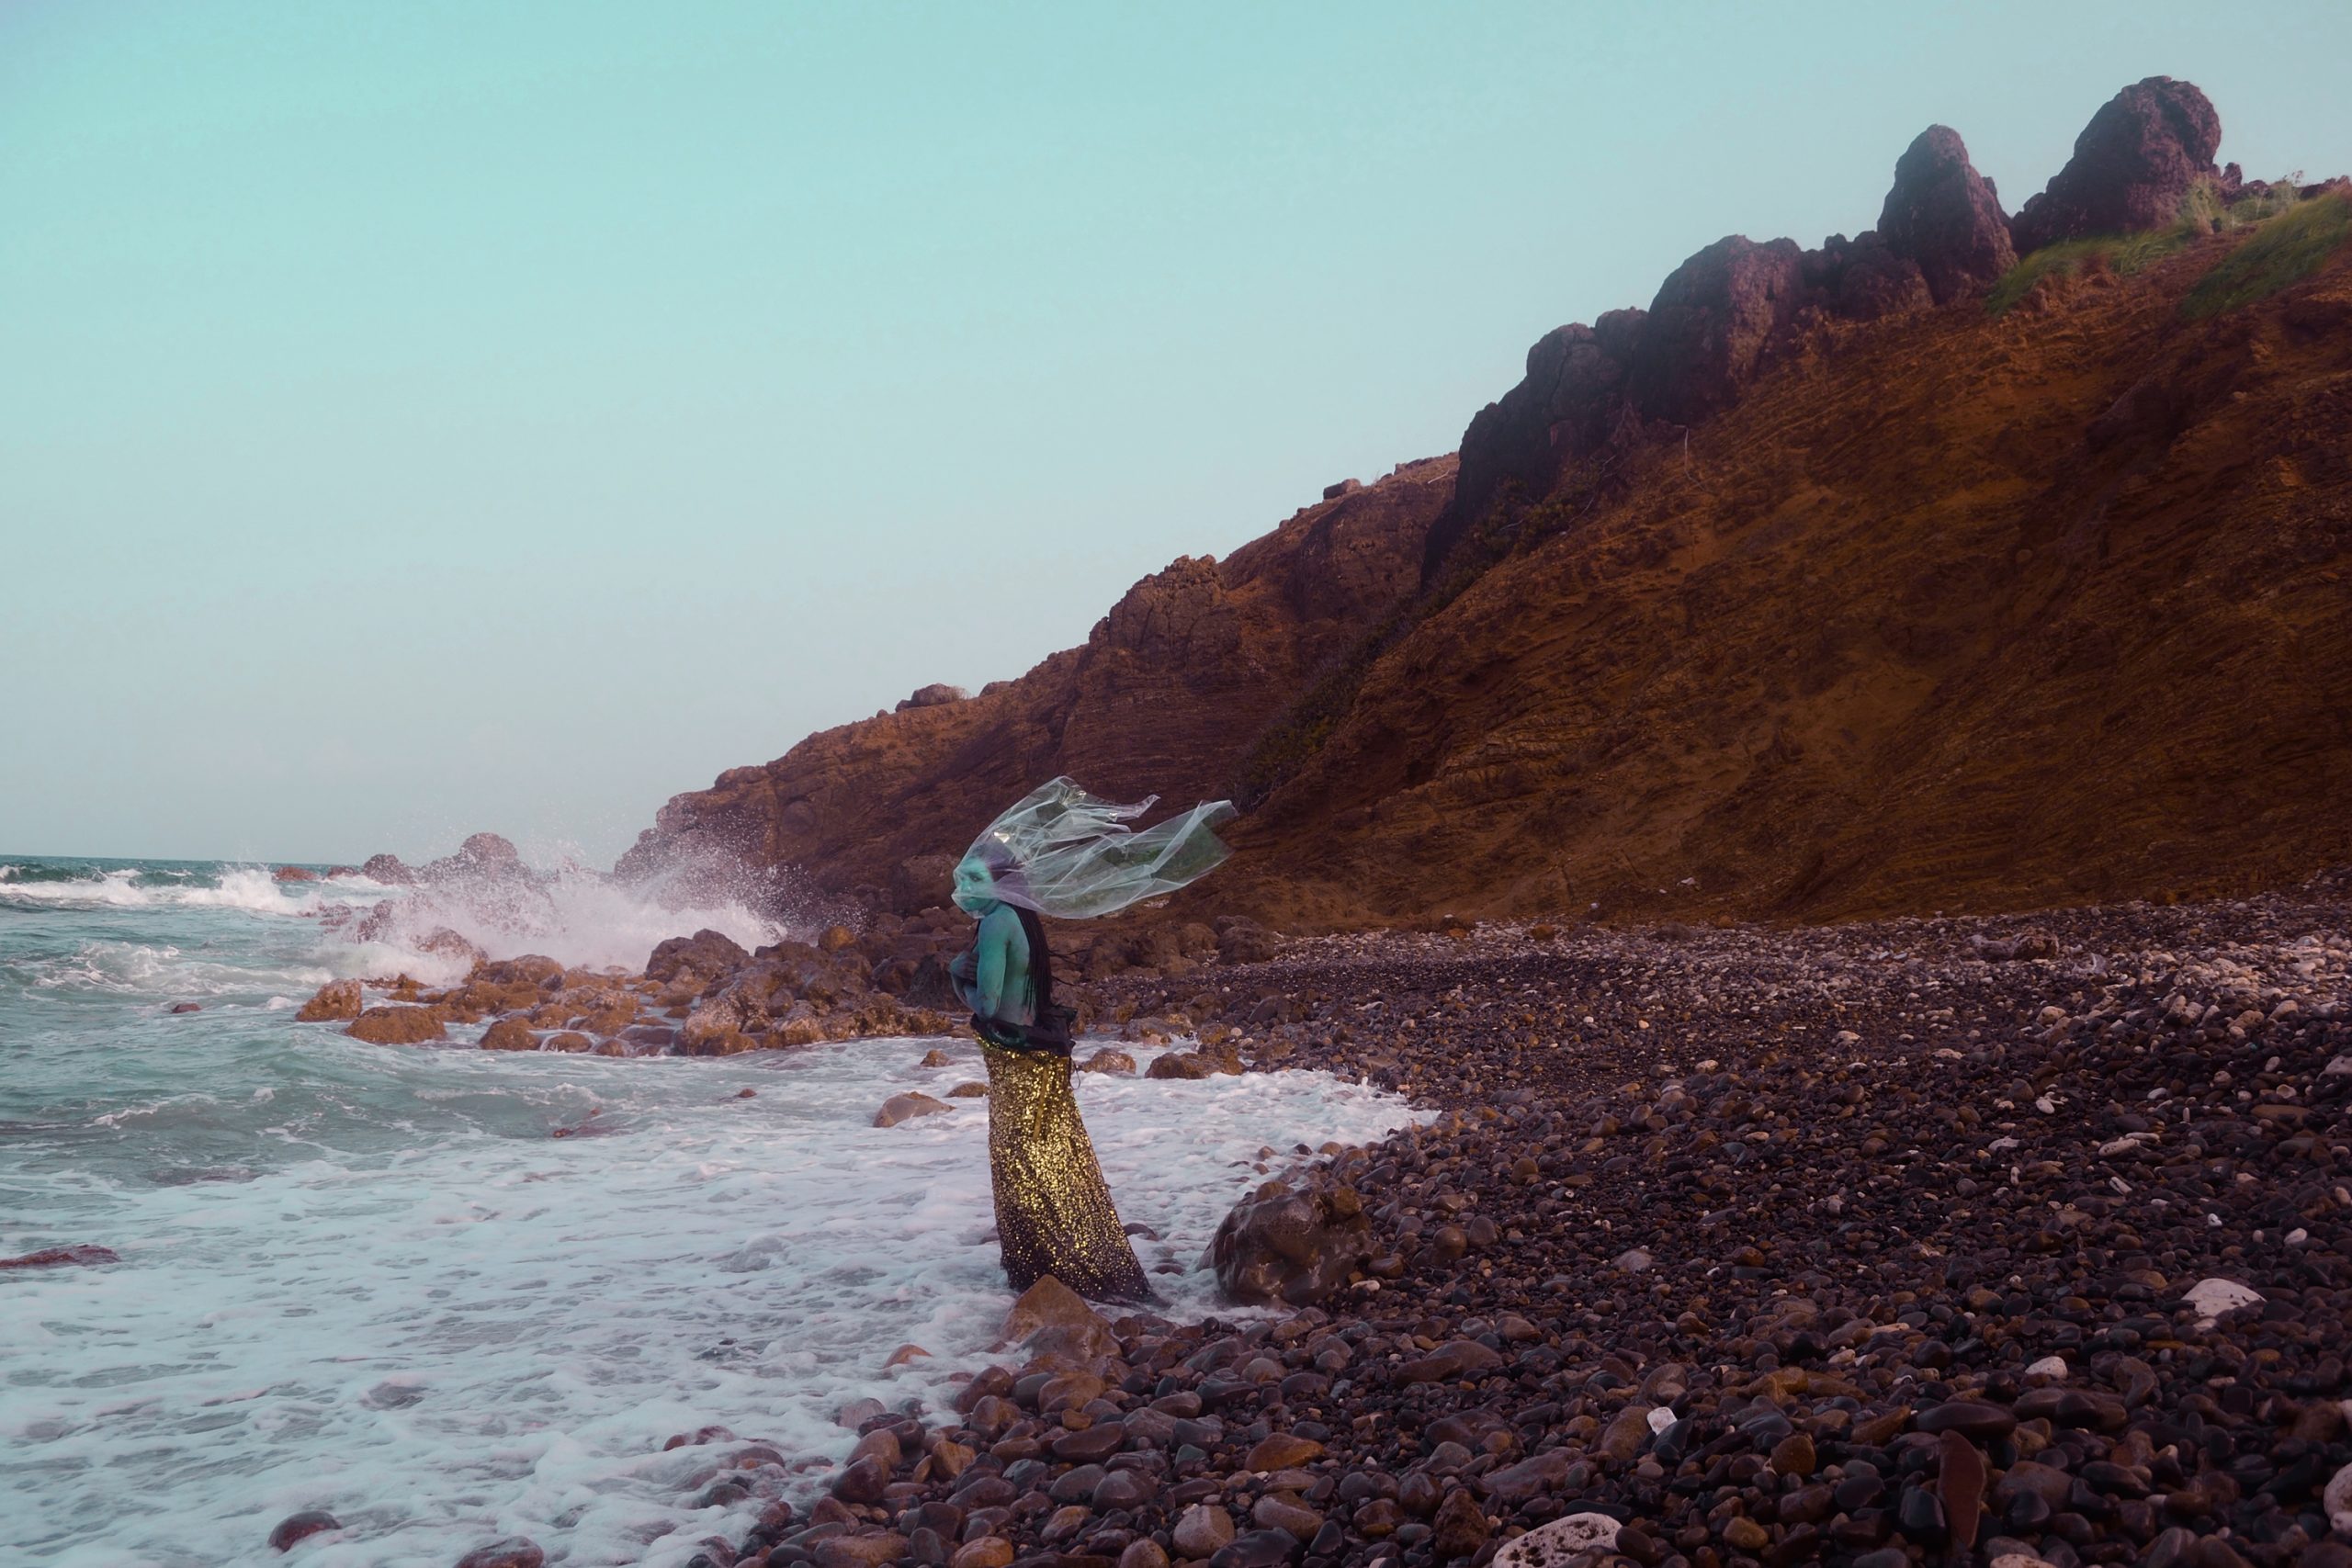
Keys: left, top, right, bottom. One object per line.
{"left": 645, "top": 928, "right": 751, "bottom": 985}
{"left": 1627, "top": 236, "right": 1808, "bottom": 426}
{"left": 1208, "top": 1180, "right": 1374, "bottom": 1305}
{"left": 1878, "top": 125, "right": 2017, "bottom": 303}
{"left": 345, "top": 1006, "right": 447, "bottom": 1045}
{"left": 359, "top": 852, "right": 416, "bottom": 885}
{"left": 896, "top": 683, "right": 968, "bottom": 711}
{"left": 2011, "top": 76, "right": 2222, "bottom": 254}
{"left": 296, "top": 978, "right": 364, "bottom": 1022}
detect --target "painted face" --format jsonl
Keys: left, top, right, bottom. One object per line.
{"left": 951, "top": 854, "right": 1000, "bottom": 915}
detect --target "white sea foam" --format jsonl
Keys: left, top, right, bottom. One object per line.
{"left": 0, "top": 866, "right": 328, "bottom": 917}
{"left": 0, "top": 1039, "right": 1419, "bottom": 1568}
{"left": 28, "top": 940, "right": 344, "bottom": 1001}
{"left": 339, "top": 861, "right": 791, "bottom": 976}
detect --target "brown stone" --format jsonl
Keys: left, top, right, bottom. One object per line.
{"left": 1430, "top": 1486, "right": 1492, "bottom": 1560}
{"left": 296, "top": 979, "right": 364, "bottom": 1022}
{"left": 874, "top": 1092, "right": 953, "bottom": 1128}
{"left": 1209, "top": 1183, "right": 1374, "bottom": 1307}
{"left": 267, "top": 1511, "right": 339, "bottom": 1551}
{"left": 452, "top": 1540, "right": 544, "bottom": 1568}
{"left": 1770, "top": 1431, "right": 1816, "bottom": 1477}
{"left": 813, "top": 1534, "right": 911, "bottom": 1568}
{"left": 1938, "top": 1429, "right": 1986, "bottom": 1550}
{"left": 1244, "top": 1432, "right": 1325, "bottom": 1472}
{"left": 949, "top": 1540, "right": 1014, "bottom": 1568}
{"left": 345, "top": 1006, "right": 447, "bottom": 1045}
{"left": 1170, "top": 1503, "right": 1235, "bottom": 1558}
{"left": 479, "top": 1018, "right": 537, "bottom": 1051}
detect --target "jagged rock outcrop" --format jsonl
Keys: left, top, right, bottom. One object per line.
{"left": 1425, "top": 124, "right": 2013, "bottom": 580}
{"left": 1877, "top": 125, "right": 2017, "bottom": 302}
{"left": 2011, "top": 76, "right": 2222, "bottom": 254}
{"left": 1429, "top": 310, "right": 1643, "bottom": 577}
{"left": 619, "top": 460, "right": 1454, "bottom": 910}
{"left": 1625, "top": 235, "right": 1809, "bottom": 427}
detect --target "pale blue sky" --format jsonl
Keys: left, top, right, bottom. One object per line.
{"left": 5, "top": 2, "right": 2346, "bottom": 863}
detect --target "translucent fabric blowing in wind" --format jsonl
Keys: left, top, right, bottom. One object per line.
{"left": 959, "top": 777, "right": 1236, "bottom": 919}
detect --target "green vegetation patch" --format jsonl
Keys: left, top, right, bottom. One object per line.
{"left": 1985, "top": 178, "right": 2312, "bottom": 317}
{"left": 2181, "top": 191, "right": 2352, "bottom": 319}
{"left": 1984, "top": 229, "right": 2191, "bottom": 315}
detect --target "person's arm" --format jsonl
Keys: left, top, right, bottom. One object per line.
{"left": 973, "top": 909, "right": 1012, "bottom": 1019}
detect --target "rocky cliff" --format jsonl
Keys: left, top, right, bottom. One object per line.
{"left": 616, "top": 458, "right": 1457, "bottom": 911}
{"left": 628, "top": 77, "right": 2352, "bottom": 929}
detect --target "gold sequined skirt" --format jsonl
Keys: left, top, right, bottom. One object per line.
{"left": 981, "top": 1043, "right": 1150, "bottom": 1303}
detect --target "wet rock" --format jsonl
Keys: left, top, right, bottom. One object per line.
{"left": 646, "top": 929, "right": 751, "bottom": 985}
{"left": 359, "top": 852, "right": 415, "bottom": 883}
{"left": 1145, "top": 1051, "right": 1217, "bottom": 1080}
{"left": 479, "top": 1018, "right": 537, "bottom": 1051}
{"left": 1244, "top": 1432, "right": 1324, "bottom": 1472}
{"left": 1171, "top": 1502, "right": 1236, "bottom": 1557}
{"left": 875, "top": 1092, "right": 955, "bottom": 1128}
{"left": 345, "top": 1006, "right": 447, "bottom": 1045}
{"left": 268, "top": 1510, "right": 340, "bottom": 1551}
{"left": 1209, "top": 1529, "right": 1299, "bottom": 1567}
{"left": 1597, "top": 1403, "right": 1657, "bottom": 1464}
{"left": 1117, "top": 1540, "right": 1169, "bottom": 1568}
{"left": 1078, "top": 1048, "right": 1136, "bottom": 1075}
{"left": 813, "top": 1533, "right": 911, "bottom": 1568}
{"left": 1430, "top": 1486, "right": 1491, "bottom": 1559}
{"left": 296, "top": 979, "right": 365, "bottom": 1022}
{"left": 1209, "top": 1183, "right": 1373, "bottom": 1306}
{"left": 452, "top": 1540, "right": 543, "bottom": 1568}
{"left": 1917, "top": 1400, "right": 2017, "bottom": 1439}
{"left": 999, "top": 1275, "right": 1115, "bottom": 1364}
{"left": 1938, "top": 1429, "right": 1986, "bottom": 1550}
{"left": 167, "top": 1001, "right": 202, "bottom": 1014}
{"left": 949, "top": 1540, "right": 1014, "bottom": 1568}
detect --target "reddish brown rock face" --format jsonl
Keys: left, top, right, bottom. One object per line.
{"left": 616, "top": 459, "right": 1454, "bottom": 913}
{"left": 619, "top": 77, "right": 2350, "bottom": 932}
{"left": 2011, "top": 75, "right": 2222, "bottom": 254}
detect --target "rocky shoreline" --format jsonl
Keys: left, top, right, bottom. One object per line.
{"left": 654, "top": 885, "right": 2348, "bottom": 1568}
{"left": 298, "top": 881, "right": 2352, "bottom": 1568}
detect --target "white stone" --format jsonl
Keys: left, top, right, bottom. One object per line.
{"left": 1990, "top": 1555, "right": 2060, "bottom": 1568}
{"left": 2025, "top": 1356, "right": 2068, "bottom": 1380}
{"left": 2323, "top": 1055, "right": 2351, "bottom": 1077}
{"left": 2183, "top": 1278, "right": 2263, "bottom": 1326}
{"left": 1647, "top": 1405, "right": 1677, "bottom": 1433}
{"left": 1494, "top": 1512, "right": 1623, "bottom": 1566}
{"left": 2326, "top": 1459, "right": 2352, "bottom": 1535}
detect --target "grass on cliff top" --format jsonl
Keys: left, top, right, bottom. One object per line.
{"left": 2180, "top": 190, "right": 2352, "bottom": 318}
{"left": 1985, "top": 178, "right": 2306, "bottom": 317}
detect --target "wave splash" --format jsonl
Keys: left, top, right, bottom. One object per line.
{"left": 329, "top": 852, "right": 810, "bottom": 980}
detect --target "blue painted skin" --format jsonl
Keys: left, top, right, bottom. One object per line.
{"left": 952, "top": 855, "right": 1034, "bottom": 1026}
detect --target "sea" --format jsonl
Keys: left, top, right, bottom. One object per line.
{"left": 0, "top": 856, "right": 1418, "bottom": 1567}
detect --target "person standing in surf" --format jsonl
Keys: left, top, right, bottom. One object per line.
{"left": 947, "top": 778, "right": 1236, "bottom": 1302}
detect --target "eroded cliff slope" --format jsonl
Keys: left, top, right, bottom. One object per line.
{"left": 628, "top": 78, "right": 2352, "bottom": 928}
